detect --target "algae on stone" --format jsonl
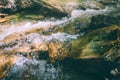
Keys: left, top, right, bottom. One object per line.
{"left": 66, "top": 25, "right": 120, "bottom": 62}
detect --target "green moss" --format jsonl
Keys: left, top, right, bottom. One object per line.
{"left": 66, "top": 25, "right": 120, "bottom": 60}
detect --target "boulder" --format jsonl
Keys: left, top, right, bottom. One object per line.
{"left": 66, "top": 25, "right": 120, "bottom": 62}
{"left": 90, "top": 11, "right": 120, "bottom": 29}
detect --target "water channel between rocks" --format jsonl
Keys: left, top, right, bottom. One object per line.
{"left": 0, "top": 0, "right": 120, "bottom": 80}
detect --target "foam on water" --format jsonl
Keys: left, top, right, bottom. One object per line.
{"left": 8, "top": 0, "right": 16, "bottom": 8}
{"left": 2, "top": 56, "right": 64, "bottom": 80}
{"left": 0, "top": 6, "right": 111, "bottom": 41}
{"left": 0, "top": 32, "right": 78, "bottom": 51}
{"left": 26, "top": 32, "right": 78, "bottom": 43}
{"left": 71, "top": 7, "right": 112, "bottom": 18}
{"left": 0, "top": 19, "right": 69, "bottom": 41}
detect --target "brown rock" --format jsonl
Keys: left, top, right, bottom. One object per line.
{"left": 48, "top": 41, "right": 67, "bottom": 61}
{"left": 0, "top": 54, "right": 18, "bottom": 79}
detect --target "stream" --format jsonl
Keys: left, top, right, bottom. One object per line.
{"left": 1, "top": 57, "right": 119, "bottom": 80}
{"left": 0, "top": 0, "right": 120, "bottom": 80}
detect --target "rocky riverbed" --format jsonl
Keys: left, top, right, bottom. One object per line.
{"left": 0, "top": 0, "right": 120, "bottom": 80}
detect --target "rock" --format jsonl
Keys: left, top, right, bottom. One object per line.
{"left": 24, "top": 15, "right": 44, "bottom": 19}
{"left": 48, "top": 41, "right": 67, "bottom": 61}
{"left": 79, "top": 1, "right": 105, "bottom": 10}
{"left": 0, "top": 13, "right": 8, "bottom": 18}
{"left": 0, "top": 18, "right": 7, "bottom": 23}
{"left": 0, "top": 9, "right": 119, "bottom": 62}
{"left": 38, "top": 0, "right": 80, "bottom": 15}
{"left": 0, "top": 13, "right": 8, "bottom": 23}
{"left": 90, "top": 11, "right": 120, "bottom": 28}
{"left": 0, "top": 14, "right": 19, "bottom": 23}
{"left": 0, "top": 25, "right": 119, "bottom": 62}
{"left": 0, "top": 0, "right": 119, "bottom": 63}
{"left": 0, "top": 54, "right": 18, "bottom": 79}
{"left": 66, "top": 25, "right": 120, "bottom": 62}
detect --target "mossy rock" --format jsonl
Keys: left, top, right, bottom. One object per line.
{"left": 66, "top": 25, "right": 120, "bottom": 62}
{"left": 89, "top": 11, "right": 120, "bottom": 29}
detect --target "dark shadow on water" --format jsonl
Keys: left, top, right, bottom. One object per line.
{"left": 60, "top": 58, "right": 120, "bottom": 80}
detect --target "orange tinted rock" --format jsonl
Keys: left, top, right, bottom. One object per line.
{"left": 0, "top": 54, "right": 18, "bottom": 79}
{"left": 0, "top": 18, "right": 8, "bottom": 23}
{"left": 48, "top": 41, "right": 67, "bottom": 61}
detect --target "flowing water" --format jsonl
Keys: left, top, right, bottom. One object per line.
{"left": 0, "top": 2, "right": 120, "bottom": 80}
{"left": 1, "top": 56, "right": 119, "bottom": 80}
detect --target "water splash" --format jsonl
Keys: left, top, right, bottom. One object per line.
{"left": 7, "top": 0, "right": 16, "bottom": 8}
{"left": 26, "top": 32, "right": 78, "bottom": 43}
{"left": 0, "top": 6, "right": 112, "bottom": 41}
{"left": 0, "top": 19, "right": 69, "bottom": 41}
{"left": 71, "top": 7, "right": 112, "bottom": 18}
{"left": 2, "top": 56, "right": 68, "bottom": 80}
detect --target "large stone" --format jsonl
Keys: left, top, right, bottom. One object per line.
{"left": 66, "top": 25, "right": 120, "bottom": 62}
{"left": 90, "top": 11, "right": 120, "bottom": 28}
{"left": 38, "top": 0, "right": 80, "bottom": 15}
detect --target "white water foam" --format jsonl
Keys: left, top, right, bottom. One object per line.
{"left": 0, "top": 6, "right": 112, "bottom": 43}
{"left": 0, "top": 6, "right": 111, "bottom": 41}
{"left": 3, "top": 56, "right": 62, "bottom": 80}
{"left": 26, "top": 32, "right": 78, "bottom": 43}
{"left": 8, "top": 0, "right": 16, "bottom": 8}
{"left": 0, "top": 19, "right": 69, "bottom": 41}
{"left": 0, "top": 32, "right": 78, "bottom": 51}
{"left": 71, "top": 7, "right": 111, "bottom": 18}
